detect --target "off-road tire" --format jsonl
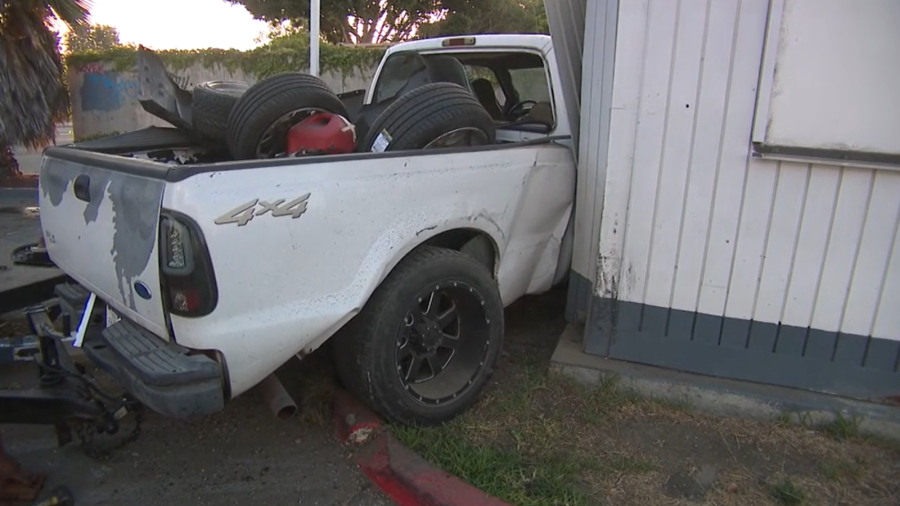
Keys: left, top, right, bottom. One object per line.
{"left": 332, "top": 246, "right": 504, "bottom": 426}
{"left": 359, "top": 83, "right": 495, "bottom": 152}
{"left": 191, "top": 81, "right": 249, "bottom": 143}
{"left": 226, "top": 73, "right": 348, "bottom": 160}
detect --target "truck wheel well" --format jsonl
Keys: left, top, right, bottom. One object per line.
{"left": 422, "top": 229, "right": 497, "bottom": 277}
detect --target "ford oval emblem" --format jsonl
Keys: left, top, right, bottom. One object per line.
{"left": 133, "top": 281, "right": 152, "bottom": 300}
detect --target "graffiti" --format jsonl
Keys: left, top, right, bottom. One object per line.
{"left": 78, "top": 63, "right": 105, "bottom": 74}
{"left": 80, "top": 72, "right": 140, "bottom": 112}
{"left": 170, "top": 74, "right": 192, "bottom": 89}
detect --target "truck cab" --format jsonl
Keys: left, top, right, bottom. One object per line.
{"left": 355, "top": 34, "right": 574, "bottom": 147}
{"left": 38, "top": 34, "right": 577, "bottom": 424}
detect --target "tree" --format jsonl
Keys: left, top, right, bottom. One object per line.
{"left": 227, "top": 0, "right": 442, "bottom": 44}
{"left": 64, "top": 22, "right": 120, "bottom": 53}
{"left": 0, "top": 0, "right": 91, "bottom": 179}
{"left": 419, "top": 0, "right": 548, "bottom": 38}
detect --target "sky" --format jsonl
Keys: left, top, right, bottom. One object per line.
{"left": 69, "top": 0, "right": 270, "bottom": 50}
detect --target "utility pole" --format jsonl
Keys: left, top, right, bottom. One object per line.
{"left": 310, "top": 0, "right": 320, "bottom": 76}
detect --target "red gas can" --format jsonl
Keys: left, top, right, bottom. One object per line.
{"left": 286, "top": 112, "right": 357, "bottom": 156}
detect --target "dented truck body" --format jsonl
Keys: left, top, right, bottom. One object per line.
{"left": 37, "top": 35, "right": 579, "bottom": 418}
{"left": 40, "top": 141, "right": 575, "bottom": 415}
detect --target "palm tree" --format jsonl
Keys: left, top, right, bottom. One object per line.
{"left": 0, "top": 0, "right": 91, "bottom": 179}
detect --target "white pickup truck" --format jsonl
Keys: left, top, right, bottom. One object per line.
{"left": 38, "top": 34, "right": 577, "bottom": 425}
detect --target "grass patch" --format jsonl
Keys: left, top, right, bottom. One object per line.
{"left": 584, "top": 453, "right": 657, "bottom": 474}
{"left": 576, "top": 375, "right": 636, "bottom": 426}
{"left": 393, "top": 424, "right": 595, "bottom": 506}
{"left": 820, "top": 458, "right": 865, "bottom": 483}
{"left": 387, "top": 367, "right": 659, "bottom": 506}
{"left": 776, "top": 411, "right": 794, "bottom": 427}
{"left": 769, "top": 477, "right": 807, "bottom": 505}
{"left": 822, "top": 412, "right": 861, "bottom": 441}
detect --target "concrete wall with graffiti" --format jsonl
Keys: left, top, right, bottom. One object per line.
{"left": 69, "top": 61, "right": 378, "bottom": 140}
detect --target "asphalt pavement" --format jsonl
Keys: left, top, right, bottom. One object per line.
{"left": 1, "top": 357, "right": 392, "bottom": 506}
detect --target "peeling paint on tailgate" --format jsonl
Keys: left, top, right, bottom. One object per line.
{"left": 40, "top": 156, "right": 169, "bottom": 339}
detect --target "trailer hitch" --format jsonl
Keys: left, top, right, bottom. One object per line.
{"left": 0, "top": 302, "right": 144, "bottom": 460}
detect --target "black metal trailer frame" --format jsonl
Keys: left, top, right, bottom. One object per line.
{"left": 0, "top": 295, "right": 142, "bottom": 453}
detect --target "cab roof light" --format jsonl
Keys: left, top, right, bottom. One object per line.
{"left": 442, "top": 37, "right": 476, "bottom": 47}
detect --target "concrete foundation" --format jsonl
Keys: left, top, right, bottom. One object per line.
{"left": 551, "top": 325, "right": 900, "bottom": 442}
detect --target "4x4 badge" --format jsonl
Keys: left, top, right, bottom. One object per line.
{"left": 214, "top": 193, "right": 311, "bottom": 227}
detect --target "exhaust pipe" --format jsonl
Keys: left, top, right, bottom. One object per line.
{"left": 258, "top": 374, "right": 298, "bottom": 420}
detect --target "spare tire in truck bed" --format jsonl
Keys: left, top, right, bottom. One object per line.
{"left": 226, "top": 73, "right": 349, "bottom": 160}
{"left": 191, "top": 81, "right": 250, "bottom": 143}
{"left": 360, "top": 82, "right": 495, "bottom": 153}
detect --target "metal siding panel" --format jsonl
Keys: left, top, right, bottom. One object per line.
{"left": 871, "top": 206, "right": 900, "bottom": 340}
{"left": 832, "top": 333, "right": 869, "bottom": 367}
{"left": 670, "top": 0, "right": 741, "bottom": 313}
{"left": 753, "top": 162, "right": 808, "bottom": 325}
{"left": 773, "top": 325, "right": 805, "bottom": 357}
{"left": 862, "top": 338, "right": 900, "bottom": 372}
{"left": 724, "top": 162, "right": 779, "bottom": 320}
{"left": 810, "top": 168, "right": 874, "bottom": 332}
{"left": 667, "top": 310, "right": 694, "bottom": 341}
{"left": 545, "top": 0, "right": 586, "bottom": 149}
{"left": 781, "top": 166, "right": 841, "bottom": 328}
{"left": 585, "top": 296, "right": 616, "bottom": 356}
{"left": 720, "top": 318, "right": 751, "bottom": 349}
{"left": 570, "top": 0, "right": 599, "bottom": 281}
{"left": 841, "top": 170, "right": 900, "bottom": 337}
{"left": 747, "top": 320, "right": 778, "bottom": 353}
{"left": 693, "top": 313, "right": 721, "bottom": 346}
{"left": 565, "top": 271, "right": 593, "bottom": 323}
{"left": 644, "top": 0, "right": 710, "bottom": 309}
{"left": 572, "top": 0, "right": 615, "bottom": 283}
{"left": 594, "top": 0, "right": 648, "bottom": 302}
{"left": 804, "top": 328, "right": 837, "bottom": 361}
{"left": 620, "top": 0, "right": 679, "bottom": 304}
{"left": 641, "top": 305, "right": 668, "bottom": 336}
{"left": 603, "top": 303, "right": 899, "bottom": 399}
{"left": 583, "top": 0, "right": 621, "bottom": 293}
{"left": 696, "top": 0, "right": 770, "bottom": 316}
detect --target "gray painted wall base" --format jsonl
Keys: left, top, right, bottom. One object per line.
{"left": 565, "top": 270, "right": 592, "bottom": 325}
{"left": 584, "top": 297, "right": 900, "bottom": 401}
{"left": 552, "top": 325, "right": 900, "bottom": 442}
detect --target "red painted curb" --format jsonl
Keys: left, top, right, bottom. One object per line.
{"left": 333, "top": 390, "right": 514, "bottom": 506}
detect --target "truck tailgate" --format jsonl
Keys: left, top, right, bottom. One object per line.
{"left": 39, "top": 150, "right": 169, "bottom": 339}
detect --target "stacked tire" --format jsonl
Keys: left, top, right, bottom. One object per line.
{"left": 190, "top": 72, "right": 497, "bottom": 160}
{"left": 191, "top": 81, "right": 250, "bottom": 144}
{"left": 225, "top": 73, "right": 350, "bottom": 160}
{"left": 358, "top": 83, "right": 495, "bottom": 153}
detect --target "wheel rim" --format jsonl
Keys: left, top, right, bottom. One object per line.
{"left": 255, "top": 107, "right": 333, "bottom": 159}
{"left": 423, "top": 128, "right": 489, "bottom": 150}
{"left": 394, "top": 281, "right": 492, "bottom": 405}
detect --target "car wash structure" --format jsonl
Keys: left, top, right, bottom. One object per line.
{"left": 552, "top": 0, "right": 900, "bottom": 403}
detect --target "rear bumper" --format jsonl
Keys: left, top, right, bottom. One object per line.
{"left": 82, "top": 317, "right": 226, "bottom": 419}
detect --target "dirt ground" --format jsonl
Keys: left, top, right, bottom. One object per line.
{"left": 0, "top": 321, "right": 390, "bottom": 506}
{"left": 393, "top": 287, "right": 900, "bottom": 506}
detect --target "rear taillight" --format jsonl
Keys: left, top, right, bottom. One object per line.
{"left": 159, "top": 211, "right": 218, "bottom": 317}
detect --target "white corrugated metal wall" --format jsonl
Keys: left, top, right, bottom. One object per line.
{"left": 593, "top": 0, "right": 900, "bottom": 342}
{"left": 548, "top": 0, "right": 620, "bottom": 324}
